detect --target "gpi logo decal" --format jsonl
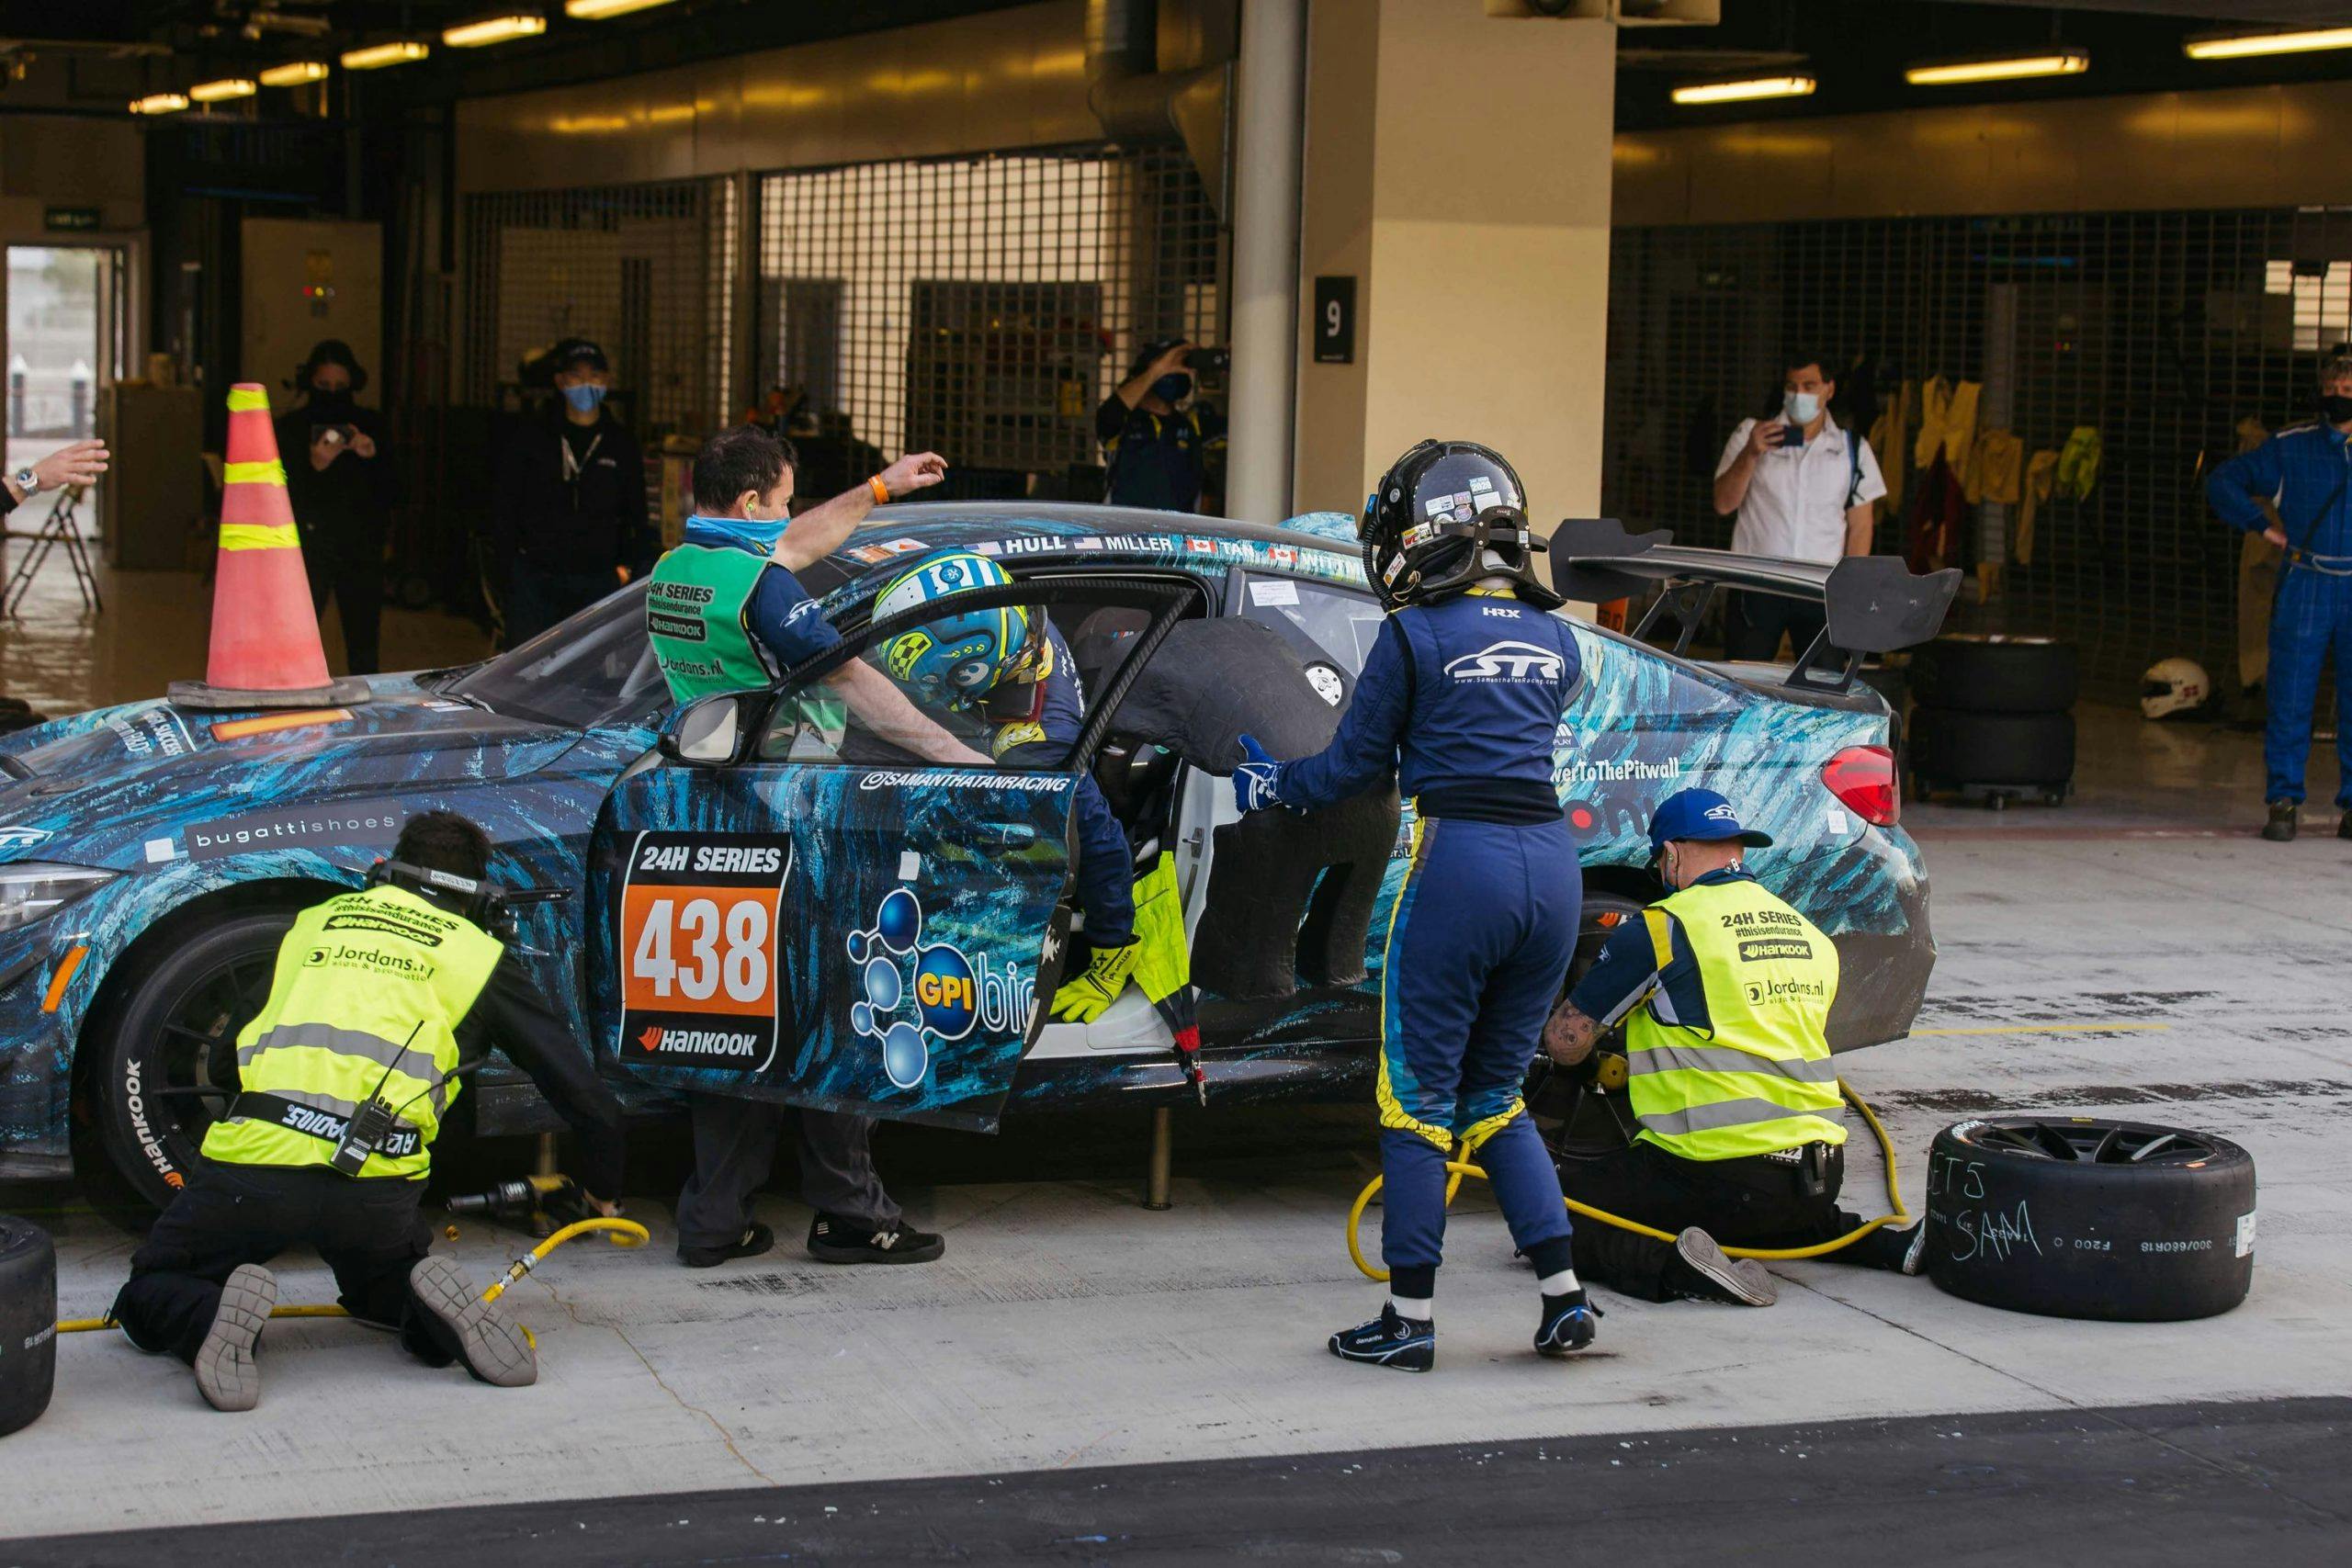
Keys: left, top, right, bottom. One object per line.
{"left": 1442, "top": 640, "right": 1564, "bottom": 682}
{"left": 845, "top": 886, "right": 1035, "bottom": 1091}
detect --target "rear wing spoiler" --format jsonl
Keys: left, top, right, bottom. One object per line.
{"left": 1548, "top": 518, "right": 1962, "bottom": 694}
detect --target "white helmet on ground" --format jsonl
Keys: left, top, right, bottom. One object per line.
{"left": 2141, "top": 657, "right": 2210, "bottom": 720}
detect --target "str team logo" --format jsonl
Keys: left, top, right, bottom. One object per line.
{"left": 1442, "top": 640, "right": 1564, "bottom": 683}
{"left": 845, "top": 886, "right": 1035, "bottom": 1091}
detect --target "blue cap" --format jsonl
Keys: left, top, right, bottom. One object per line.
{"left": 1647, "top": 788, "right": 1773, "bottom": 854}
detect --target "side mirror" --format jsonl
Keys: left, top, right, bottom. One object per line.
{"left": 660, "top": 691, "right": 755, "bottom": 766}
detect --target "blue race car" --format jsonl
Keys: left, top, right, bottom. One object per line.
{"left": 0, "top": 504, "right": 1948, "bottom": 1204}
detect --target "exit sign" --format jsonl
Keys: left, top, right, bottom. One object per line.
{"left": 44, "top": 207, "right": 101, "bottom": 232}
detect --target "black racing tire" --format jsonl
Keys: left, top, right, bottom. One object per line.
{"left": 1527, "top": 888, "right": 1644, "bottom": 1159}
{"left": 1908, "top": 706, "right": 2075, "bottom": 791}
{"left": 1924, "top": 1117, "right": 2256, "bottom": 1322}
{"left": 1908, "top": 635, "right": 2078, "bottom": 714}
{"left": 83, "top": 908, "right": 298, "bottom": 1212}
{"left": 0, "top": 1215, "right": 57, "bottom": 1438}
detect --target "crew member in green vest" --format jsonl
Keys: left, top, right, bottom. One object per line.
{"left": 1540, "top": 789, "right": 1923, "bottom": 1306}
{"left": 648, "top": 424, "right": 981, "bottom": 1272}
{"left": 109, "top": 811, "right": 628, "bottom": 1411}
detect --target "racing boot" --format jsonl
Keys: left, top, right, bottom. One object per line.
{"left": 1534, "top": 1291, "right": 1603, "bottom": 1357}
{"left": 1329, "top": 1303, "right": 1435, "bottom": 1372}
{"left": 681, "top": 1222, "right": 775, "bottom": 1269}
{"left": 808, "top": 1214, "right": 944, "bottom": 1265}
{"left": 408, "top": 1256, "right": 536, "bottom": 1387}
{"left": 1663, "top": 1227, "right": 1778, "bottom": 1306}
{"left": 2262, "top": 801, "right": 2297, "bottom": 841}
{"left": 193, "top": 1263, "right": 277, "bottom": 1413}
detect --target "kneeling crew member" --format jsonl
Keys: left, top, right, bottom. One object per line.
{"left": 1234, "top": 440, "right": 1595, "bottom": 1371}
{"left": 111, "top": 811, "right": 626, "bottom": 1411}
{"left": 647, "top": 423, "right": 972, "bottom": 1269}
{"left": 1541, "top": 788, "right": 1922, "bottom": 1306}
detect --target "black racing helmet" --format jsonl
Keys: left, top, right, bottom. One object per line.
{"left": 1360, "top": 440, "right": 1562, "bottom": 610}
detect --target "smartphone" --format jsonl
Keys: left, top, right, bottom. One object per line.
{"left": 1775, "top": 422, "right": 1805, "bottom": 448}
{"left": 311, "top": 423, "right": 356, "bottom": 446}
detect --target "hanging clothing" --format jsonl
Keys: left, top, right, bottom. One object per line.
{"left": 2057, "top": 426, "right": 2104, "bottom": 500}
{"left": 1913, "top": 377, "right": 1982, "bottom": 475}
{"left": 1905, "top": 453, "right": 1968, "bottom": 574}
{"left": 1867, "top": 381, "right": 1912, "bottom": 522}
{"left": 1962, "top": 428, "right": 2024, "bottom": 506}
{"left": 2014, "top": 449, "right": 2062, "bottom": 565}
{"left": 2231, "top": 415, "right": 2282, "bottom": 690}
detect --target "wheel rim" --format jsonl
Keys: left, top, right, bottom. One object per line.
{"left": 138, "top": 947, "right": 276, "bottom": 1153}
{"left": 1530, "top": 897, "right": 1641, "bottom": 1158}
{"left": 1973, "top": 1120, "right": 2222, "bottom": 1166}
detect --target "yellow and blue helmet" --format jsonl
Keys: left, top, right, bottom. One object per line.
{"left": 873, "top": 551, "right": 1030, "bottom": 709}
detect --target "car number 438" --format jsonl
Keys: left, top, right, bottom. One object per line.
{"left": 628, "top": 894, "right": 772, "bottom": 1004}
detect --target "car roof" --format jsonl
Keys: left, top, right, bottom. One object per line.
{"left": 812, "top": 502, "right": 1364, "bottom": 589}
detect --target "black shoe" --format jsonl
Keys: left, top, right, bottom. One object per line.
{"left": 808, "top": 1213, "right": 944, "bottom": 1265}
{"left": 1664, "top": 1227, "right": 1776, "bottom": 1306}
{"left": 2339, "top": 809, "right": 2351, "bottom": 842}
{"left": 1329, "top": 1303, "right": 1434, "bottom": 1372}
{"left": 2262, "top": 801, "right": 2297, "bottom": 841}
{"left": 680, "top": 1222, "right": 775, "bottom": 1269}
{"left": 1534, "top": 1292, "right": 1602, "bottom": 1357}
{"left": 1849, "top": 1220, "right": 1930, "bottom": 1276}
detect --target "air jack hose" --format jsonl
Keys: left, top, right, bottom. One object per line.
{"left": 53, "top": 1215, "right": 648, "bottom": 1335}
{"left": 1345, "top": 1078, "right": 1908, "bottom": 1283}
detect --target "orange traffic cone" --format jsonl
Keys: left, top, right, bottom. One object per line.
{"left": 168, "top": 383, "right": 368, "bottom": 710}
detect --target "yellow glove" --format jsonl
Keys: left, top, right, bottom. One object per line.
{"left": 1050, "top": 942, "right": 1140, "bottom": 1024}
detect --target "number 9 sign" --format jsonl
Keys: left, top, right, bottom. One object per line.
{"left": 618, "top": 832, "right": 795, "bottom": 1075}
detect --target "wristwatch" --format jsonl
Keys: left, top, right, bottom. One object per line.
{"left": 11, "top": 468, "right": 38, "bottom": 497}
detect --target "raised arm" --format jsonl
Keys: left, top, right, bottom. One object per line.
{"left": 773, "top": 451, "right": 948, "bottom": 571}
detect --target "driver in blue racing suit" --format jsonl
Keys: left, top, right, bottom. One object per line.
{"left": 1231, "top": 441, "right": 1595, "bottom": 1371}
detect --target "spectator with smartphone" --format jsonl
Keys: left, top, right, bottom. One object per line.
{"left": 490, "top": 338, "right": 652, "bottom": 648}
{"left": 1097, "top": 338, "right": 1227, "bottom": 514}
{"left": 277, "top": 340, "right": 392, "bottom": 675}
{"left": 1710, "top": 350, "right": 1887, "bottom": 662}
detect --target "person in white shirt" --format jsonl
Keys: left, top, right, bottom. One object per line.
{"left": 1710, "top": 351, "right": 1888, "bottom": 662}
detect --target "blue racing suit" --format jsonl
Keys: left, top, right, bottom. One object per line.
{"left": 2206, "top": 422, "right": 2352, "bottom": 808}
{"left": 990, "top": 624, "right": 1136, "bottom": 949}
{"left": 1269, "top": 588, "right": 1583, "bottom": 1292}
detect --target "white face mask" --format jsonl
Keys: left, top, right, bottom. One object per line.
{"left": 1783, "top": 390, "right": 1821, "bottom": 425}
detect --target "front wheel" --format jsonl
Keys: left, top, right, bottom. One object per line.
{"left": 1526, "top": 888, "right": 1642, "bottom": 1159}
{"left": 81, "top": 908, "right": 295, "bottom": 1211}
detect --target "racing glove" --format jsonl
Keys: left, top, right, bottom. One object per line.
{"left": 1231, "top": 732, "right": 1285, "bottom": 815}
{"left": 1050, "top": 941, "right": 1141, "bottom": 1024}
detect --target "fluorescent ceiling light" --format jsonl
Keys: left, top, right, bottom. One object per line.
{"left": 340, "top": 40, "right": 430, "bottom": 70}
{"left": 257, "top": 61, "right": 330, "bottom": 87}
{"left": 1671, "top": 74, "right": 1816, "bottom": 106}
{"left": 187, "top": 77, "right": 257, "bottom": 103}
{"left": 2186, "top": 28, "right": 2352, "bottom": 61}
{"left": 1905, "top": 50, "right": 2089, "bottom": 86}
{"left": 444, "top": 14, "right": 548, "bottom": 48}
{"left": 566, "top": 0, "right": 681, "bottom": 17}
{"left": 129, "top": 92, "right": 189, "bottom": 115}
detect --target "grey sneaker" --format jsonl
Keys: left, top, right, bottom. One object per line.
{"left": 1670, "top": 1227, "right": 1777, "bottom": 1306}
{"left": 409, "top": 1256, "right": 536, "bottom": 1388}
{"left": 2262, "top": 801, "right": 2297, "bottom": 841}
{"left": 194, "top": 1263, "right": 277, "bottom": 1413}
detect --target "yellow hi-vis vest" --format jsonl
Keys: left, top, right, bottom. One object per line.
{"left": 201, "top": 885, "right": 504, "bottom": 1179}
{"left": 1623, "top": 875, "right": 1847, "bottom": 1161}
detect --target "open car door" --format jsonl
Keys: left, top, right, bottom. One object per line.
{"left": 586, "top": 572, "right": 1194, "bottom": 1132}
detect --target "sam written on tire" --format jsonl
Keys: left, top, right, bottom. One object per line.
{"left": 1924, "top": 1117, "right": 2256, "bottom": 1322}
{"left": 1908, "top": 635, "right": 2079, "bottom": 714}
{"left": 0, "top": 1216, "right": 57, "bottom": 1438}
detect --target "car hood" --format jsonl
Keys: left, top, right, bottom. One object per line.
{"left": 0, "top": 682, "right": 585, "bottom": 871}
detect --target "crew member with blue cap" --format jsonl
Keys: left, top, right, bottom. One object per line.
{"left": 1233, "top": 439, "right": 1594, "bottom": 1371}
{"left": 1540, "top": 788, "right": 1923, "bottom": 1305}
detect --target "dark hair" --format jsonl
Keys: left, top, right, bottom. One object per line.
{"left": 300, "top": 338, "right": 367, "bottom": 394}
{"left": 692, "top": 423, "right": 800, "bottom": 512}
{"left": 1783, "top": 350, "right": 1840, "bottom": 384}
{"left": 394, "top": 810, "right": 490, "bottom": 882}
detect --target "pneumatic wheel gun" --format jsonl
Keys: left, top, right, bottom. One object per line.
{"left": 446, "top": 1174, "right": 594, "bottom": 1236}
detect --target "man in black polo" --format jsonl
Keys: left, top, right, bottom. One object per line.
{"left": 1096, "top": 339, "right": 1226, "bottom": 513}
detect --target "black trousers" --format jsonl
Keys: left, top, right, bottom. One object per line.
{"left": 305, "top": 543, "right": 384, "bottom": 675}
{"left": 111, "top": 1162, "right": 465, "bottom": 1369}
{"left": 674, "top": 1095, "right": 899, "bottom": 1254}
{"left": 502, "top": 567, "right": 612, "bottom": 649}
{"left": 1558, "top": 1140, "right": 1907, "bottom": 1302}
{"left": 1723, "top": 591, "right": 1828, "bottom": 664}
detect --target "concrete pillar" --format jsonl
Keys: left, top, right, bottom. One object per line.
{"left": 1227, "top": 0, "right": 1307, "bottom": 524}
{"left": 1294, "top": 1, "right": 1617, "bottom": 532}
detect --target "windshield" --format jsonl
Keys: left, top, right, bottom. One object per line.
{"left": 448, "top": 582, "right": 668, "bottom": 729}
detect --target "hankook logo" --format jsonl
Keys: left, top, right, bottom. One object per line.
{"left": 1442, "top": 640, "right": 1564, "bottom": 682}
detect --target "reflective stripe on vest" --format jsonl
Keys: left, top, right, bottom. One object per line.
{"left": 200, "top": 885, "right": 504, "bottom": 1179}
{"left": 646, "top": 543, "right": 778, "bottom": 705}
{"left": 1623, "top": 876, "right": 1847, "bottom": 1161}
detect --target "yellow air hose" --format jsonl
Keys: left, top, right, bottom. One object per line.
{"left": 55, "top": 1215, "right": 648, "bottom": 1335}
{"left": 1346, "top": 1078, "right": 1909, "bottom": 1282}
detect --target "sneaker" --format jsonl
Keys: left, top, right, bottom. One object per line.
{"left": 808, "top": 1213, "right": 944, "bottom": 1265}
{"left": 680, "top": 1222, "right": 775, "bottom": 1269}
{"left": 2339, "top": 809, "right": 2351, "bottom": 842}
{"left": 2262, "top": 801, "right": 2297, "bottom": 841}
{"left": 1534, "top": 1292, "right": 1603, "bottom": 1357}
{"left": 1666, "top": 1227, "right": 1777, "bottom": 1306}
{"left": 1849, "top": 1220, "right": 1929, "bottom": 1276}
{"left": 1329, "top": 1303, "right": 1434, "bottom": 1372}
{"left": 408, "top": 1256, "right": 536, "bottom": 1388}
{"left": 193, "top": 1263, "right": 276, "bottom": 1413}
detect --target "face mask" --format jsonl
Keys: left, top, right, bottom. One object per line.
{"left": 684, "top": 513, "right": 785, "bottom": 555}
{"left": 563, "top": 383, "right": 606, "bottom": 413}
{"left": 1149, "top": 373, "right": 1192, "bottom": 405}
{"left": 2323, "top": 393, "right": 2352, "bottom": 423}
{"left": 1783, "top": 390, "right": 1821, "bottom": 425}
{"left": 310, "top": 387, "right": 351, "bottom": 413}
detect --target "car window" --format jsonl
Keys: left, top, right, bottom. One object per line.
{"left": 1236, "top": 574, "right": 1386, "bottom": 711}
{"left": 446, "top": 585, "right": 664, "bottom": 728}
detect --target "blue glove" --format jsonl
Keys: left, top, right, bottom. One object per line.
{"left": 1232, "top": 732, "right": 1285, "bottom": 814}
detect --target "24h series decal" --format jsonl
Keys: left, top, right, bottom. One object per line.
{"left": 618, "top": 831, "right": 796, "bottom": 1074}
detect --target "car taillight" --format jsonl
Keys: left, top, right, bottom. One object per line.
{"left": 1822, "top": 744, "right": 1899, "bottom": 827}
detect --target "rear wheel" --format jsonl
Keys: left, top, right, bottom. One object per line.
{"left": 1527, "top": 889, "right": 1643, "bottom": 1160}
{"left": 82, "top": 908, "right": 295, "bottom": 1212}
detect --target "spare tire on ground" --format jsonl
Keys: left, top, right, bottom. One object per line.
{"left": 0, "top": 1215, "right": 57, "bottom": 1437}
{"left": 1908, "top": 635, "right": 2078, "bottom": 713}
{"left": 1908, "top": 706, "right": 2075, "bottom": 792}
{"left": 1925, "top": 1117, "right": 2255, "bottom": 1322}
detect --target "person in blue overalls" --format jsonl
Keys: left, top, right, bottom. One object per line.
{"left": 2207, "top": 351, "right": 2352, "bottom": 842}
{"left": 1231, "top": 441, "right": 1594, "bottom": 1371}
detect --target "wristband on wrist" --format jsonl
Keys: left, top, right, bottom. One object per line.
{"left": 868, "top": 475, "right": 889, "bottom": 505}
